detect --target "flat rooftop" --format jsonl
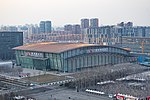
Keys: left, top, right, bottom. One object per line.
{"left": 13, "top": 42, "right": 96, "bottom": 53}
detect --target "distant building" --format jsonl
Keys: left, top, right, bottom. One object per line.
{"left": 0, "top": 26, "right": 8, "bottom": 31}
{"left": 64, "top": 24, "right": 81, "bottom": 34}
{"left": 81, "top": 19, "right": 89, "bottom": 29}
{"left": 117, "top": 22, "right": 125, "bottom": 27}
{"left": 116, "top": 22, "right": 149, "bottom": 38}
{"left": 0, "top": 26, "right": 18, "bottom": 32}
{"left": 0, "top": 32, "right": 23, "bottom": 60}
{"left": 90, "top": 18, "right": 99, "bottom": 28}
{"left": 30, "top": 32, "right": 82, "bottom": 43}
{"left": 28, "top": 25, "right": 39, "bottom": 35}
{"left": 114, "top": 37, "right": 150, "bottom": 54}
{"left": 83, "top": 21, "right": 150, "bottom": 45}
{"left": 117, "top": 22, "right": 133, "bottom": 27}
{"left": 64, "top": 24, "right": 73, "bottom": 33}
{"left": 40, "top": 21, "right": 51, "bottom": 33}
{"left": 40, "top": 21, "right": 45, "bottom": 33}
{"left": 125, "top": 22, "right": 133, "bottom": 27}
{"left": 8, "top": 26, "right": 18, "bottom": 32}
{"left": 72, "top": 24, "right": 81, "bottom": 34}
{"left": 83, "top": 26, "right": 115, "bottom": 45}
{"left": 45, "top": 21, "right": 51, "bottom": 33}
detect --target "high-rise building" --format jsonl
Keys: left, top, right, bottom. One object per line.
{"left": 125, "top": 22, "right": 133, "bottom": 27}
{"left": 35, "top": 25, "right": 40, "bottom": 34}
{"left": 40, "top": 21, "right": 51, "bottom": 33}
{"left": 81, "top": 19, "right": 89, "bottom": 29}
{"left": 28, "top": 25, "right": 39, "bottom": 34}
{"left": 64, "top": 24, "right": 73, "bottom": 32}
{"left": 81, "top": 19, "right": 89, "bottom": 40}
{"left": 45, "top": 21, "right": 51, "bottom": 33}
{"left": 72, "top": 24, "right": 81, "bottom": 34}
{"left": 118, "top": 22, "right": 133, "bottom": 27}
{"left": 0, "top": 32, "right": 23, "bottom": 60}
{"left": 90, "top": 18, "right": 99, "bottom": 28}
{"left": 84, "top": 26, "right": 122, "bottom": 45}
{"left": 117, "top": 22, "right": 125, "bottom": 27}
{"left": 40, "top": 21, "right": 45, "bottom": 33}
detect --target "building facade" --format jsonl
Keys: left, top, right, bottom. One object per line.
{"left": 0, "top": 32, "right": 23, "bottom": 60}
{"left": 40, "top": 21, "right": 51, "bottom": 33}
{"left": 40, "top": 21, "right": 45, "bottom": 33}
{"left": 114, "top": 37, "right": 150, "bottom": 55}
{"left": 83, "top": 26, "right": 118, "bottom": 45}
{"left": 64, "top": 24, "right": 81, "bottom": 34}
{"left": 45, "top": 21, "right": 52, "bottom": 33}
{"left": 81, "top": 19, "right": 89, "bottom": 29}
{"left": 83, "top": 23, "right": 150, "bottom": 45}
{"left": 72, "top": 24, "right": 81, "bottom": 34}
{"left": 14, "top": 42, "right": 135, "bottom": 72}
{"left": 64, "top": 24, "right": 73, "bottom": 33}
{"left": 90, "top": 18, "right": 99, "bottom": 28}
{"left": 29, "top": 32, "right": 82, "bottom": 43}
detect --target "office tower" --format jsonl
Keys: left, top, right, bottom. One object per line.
{"left": 81, "top": 19, "right": 89, "bottom": 29}
{"left": 90, "top": 18, "right": 99, "bottom": 28}
{"left": 72, "top": 24, "right": 81, "bottom": 34}
{"left": 0, "top": 32, "right": 23, "bottom": 60}
{"left": 40, "top": 21, "right": 51, "bottom": 33}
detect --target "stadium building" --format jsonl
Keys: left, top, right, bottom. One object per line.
{"left": 13, "top": 42, "right": 136, "bottom": 72}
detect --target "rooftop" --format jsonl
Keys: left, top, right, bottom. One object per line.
{"left": 13, "top": 42, "right": 96, "bottom": 53}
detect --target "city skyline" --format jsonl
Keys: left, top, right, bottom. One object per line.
{"left": 0, "top": 0, "right": 150, "bottom": 26}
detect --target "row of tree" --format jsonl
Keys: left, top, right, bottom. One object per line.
{"left": 65, "top": 63, "right": 149, "bottom": 90}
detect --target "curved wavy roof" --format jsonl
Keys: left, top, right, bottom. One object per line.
{"left": 13, "top": 42, "right": 129, "bottom": 53}
{"left": 13, "top": 42, "right": 96, "bottom": 53}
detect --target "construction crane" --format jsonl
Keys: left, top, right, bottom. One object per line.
{"left": 141, "top": 41, "right": 144, "bottom": 54}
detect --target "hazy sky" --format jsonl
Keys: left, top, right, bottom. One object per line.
{"left": 0, "top": 0, "right": 150, "bottom": 26}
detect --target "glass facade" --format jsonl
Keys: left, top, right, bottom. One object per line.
{"left": 15, "top": 46, "right": 136, "bottom": 72}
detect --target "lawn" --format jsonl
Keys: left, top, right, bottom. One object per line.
{"left": 23, "top": 74, "right": 66, "bottom": 83}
